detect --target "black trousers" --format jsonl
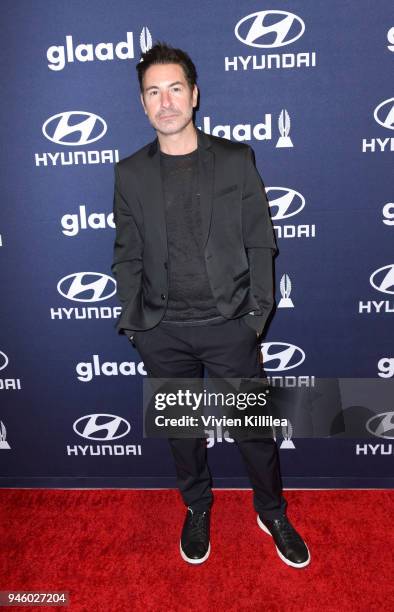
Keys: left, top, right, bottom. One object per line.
{"left": 133, "top": 316, "right": 287, "bottom": 521}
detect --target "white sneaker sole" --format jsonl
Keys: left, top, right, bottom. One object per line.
{"left": 257, "top": 515, "right": 311, "bottom": 569}
{"left": 179, "top": 541, "right": 211, "bottom": 565}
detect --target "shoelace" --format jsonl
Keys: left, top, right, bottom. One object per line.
{"left": 274, "top": 518, "right": 300, "bottom": 544}
{"left": 189, "top": 510, "right": 208, "bottom": 542}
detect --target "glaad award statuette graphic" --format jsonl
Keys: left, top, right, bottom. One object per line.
{"left": 0, "top": 421, "right": 11, "bottom": 449}
{"left": 280, "top": 419, "right": 295, "bottom": 449}
{"left": 278, "top": 274, "right": 294, "bottom": 308}
{"left": 139, "top": 27, "right": 152, "bottom": 54}
{"left": 276, "top": 109, "right": 293, "bottom": 148}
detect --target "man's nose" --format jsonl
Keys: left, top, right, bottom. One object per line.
{"left": 160, "top": 90, "right": 171, "bottom": 108}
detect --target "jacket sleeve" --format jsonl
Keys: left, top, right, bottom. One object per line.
{"left": 241, "top": 146, "right": 278, "bottom": 336}
{"left": 111, "top": 164, "right": 143, "bottom": 335}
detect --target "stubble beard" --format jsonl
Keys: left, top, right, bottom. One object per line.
{"left": 152, "top": 108, "right": 194, "bottom": 137}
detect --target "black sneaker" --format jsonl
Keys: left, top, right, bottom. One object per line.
{"left": 180, "top": 507, "right": 211, "bottom": 565}
{"left": 257, "top": 514, "right": 311, "bottom": 568}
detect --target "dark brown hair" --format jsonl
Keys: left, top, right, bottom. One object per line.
{"left": 136, "top": 42, "right": 198, "bottom": 92}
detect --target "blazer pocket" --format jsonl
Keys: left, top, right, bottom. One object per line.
{"left": 214, "top": 184, "right": 238, "bottom": 198}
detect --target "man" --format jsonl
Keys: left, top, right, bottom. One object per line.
{"left": 111, "top": 42, "right": 310, "bottom": 568}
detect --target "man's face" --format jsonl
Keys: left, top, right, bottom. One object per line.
{"left": 140, "top": 63, "right": 198, "bottom": 136}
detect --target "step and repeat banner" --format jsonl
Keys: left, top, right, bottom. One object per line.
{"left": 1, "top": 1, "right": 393, "bottom": 487}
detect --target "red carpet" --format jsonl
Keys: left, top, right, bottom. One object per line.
{"left": 0, "top": 490, "right": 393, "bottom": 611}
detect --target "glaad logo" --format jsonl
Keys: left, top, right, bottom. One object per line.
{"left": 276, "top": 109, "right": 293, "bottom": 148}
{"left": 0, "top": 350, "right": 22, "bottom": 391}
{"left": 0, "top": 421, "right": 11, "bottom": 450}
{"left": 359, "top": 264, "right": 394, "bottom": 314}
{"left": 47, "top": 28, "right": 152, "bottom": 71}
{"left": 35, "top": 111, "right": 118, "bottom": 167}
{"left": 362, "top": 97, "right": 394, "bottom": 153}
{"left": 140, "top": 26, "right": 152, "bottom": 53}
{"left": 261, "top": 342, "right": 305, "bottom": 371}
{"left": 43, "top": 112, "right": 107, "bottom": 146}
{"left": 235, "top": 10, "right": 305, "bottom": 48}
{"left": 67, "top": 414, "right": 142, "bottom": 457}
{"left": 61, "top": 204, "right": 115, "bottom": 237}
{"left": 198, "top": 109, "right": 294, "bottom": 147}
{"left": 274, "top": 420, "right": 295, "bottom": 450}
{"left": 73, "top": 414, "right": 130, "bottom": 441}
{"left": 383, "top": 203, "right": 394, "bottom": 226}
{"left": 51, "top": 273, "right": 120, "bottom": 321}
{"left": 205, "top": 423, "right": 234, "bottom": 448}
{"left": 366, "top": 412, "right": 394, "bottom": 440}
{"left": 388, "top": 27, "right": 394, "bottom": 52}
{"left": 267, "top": 187, "right": 316, "bottom": 239}
{"left": 278, "top": 274, "right": 294, "bottom": 308}
{"left": 76, "top": 354, "right": 147, "bottom": 381}
{"left": 378, "top": 357, "right": 394, "bottom": 378}
{"left": 226, "top": 10, "right": 316, "bottom": 71}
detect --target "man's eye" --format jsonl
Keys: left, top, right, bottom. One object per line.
{"left": 172, "top": 86, "right": 181, "bottom": 92}
{"left": 149, "top": 90, "right": 158, "bottom": 96}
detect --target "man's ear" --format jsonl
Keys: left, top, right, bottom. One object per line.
{"left": 140, "top": 92, "right": 147, "bottom": 114}
{"left": 192, "top": 85, "right": 198, "bottom": 109}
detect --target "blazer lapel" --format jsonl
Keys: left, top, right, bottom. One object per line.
{"left": 197, "top": 130, "right": 215, "bottom": 249}
{"left": 144, "top": 138, "right": 168, "bottom": 260}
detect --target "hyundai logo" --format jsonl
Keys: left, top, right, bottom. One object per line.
{"left": 374, "top": 98, "right": 394, "bottom": 130}
{"left": 73, "top": 414, "right": 131, "bottom": 441}
{"left": 57, "top": 272, "right": 116, "bottom": 302}
{"left": 0, "top": 351, "right": 9, "bottom": 371}
{"left": 261, "top": 342, "right": 305, "bottom": 371}
{"left": 266, "top": 187, "right": 305, "bottom": 220}
{"left": 366, "top": 412, "right": 394, "bottom": 440}
{"left": 42, "top": 111, "right": 107, "bottom": 145}
{"left": 235, "top": 10, "right": 305, "bottom": 49}
{"left": 370, "top": 264, "right": 394, "bottom": 295}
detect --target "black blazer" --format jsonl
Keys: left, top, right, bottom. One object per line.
{"left": 111, "top": 129, "right": 277, "bottom": 336}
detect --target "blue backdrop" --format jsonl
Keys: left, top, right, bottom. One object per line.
{"left": 1, "top": 0, "right": 393, "bottom": 487}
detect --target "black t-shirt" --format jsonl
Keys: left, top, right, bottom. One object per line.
{"left": 160, "top": 148, "right": 222, "bottom": 322}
